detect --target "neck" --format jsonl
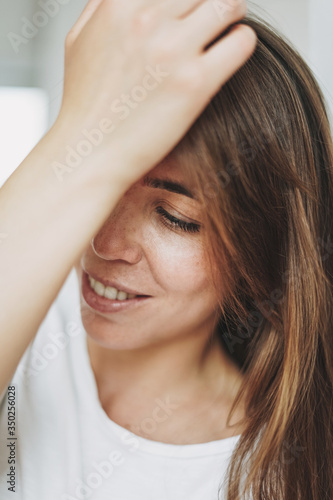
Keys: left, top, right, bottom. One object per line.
{"left": 86, "top": 327, "right": 244, "bottom": 418}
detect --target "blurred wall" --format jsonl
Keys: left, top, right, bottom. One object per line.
{"left": 0, "top": 0, "right": 332, "bottom": 129}
{"left": 308, "top": 0, "right": 333, "bottom": 123}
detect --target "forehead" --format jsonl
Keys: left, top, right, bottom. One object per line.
{"left": 150, "top": 161, "right": 174, "bottom": 176}
{"left": 148, "top": 153, "right": 186, "bottom": 180}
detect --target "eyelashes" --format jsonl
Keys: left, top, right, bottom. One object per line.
{"left": 155, "top": 206, "right": 200, "bottom": 234}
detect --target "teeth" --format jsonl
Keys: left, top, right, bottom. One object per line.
{"left": 88, "top": 275, "right": 137, "bottom": 300}
{"left": 94, "top": 281, "right": 105, "bottom": 297}
{"left": 116, "top": 290, "right": 127, "bottom": 301}
{"left": 104, "top": 286, "right": 118, "bottom": 300}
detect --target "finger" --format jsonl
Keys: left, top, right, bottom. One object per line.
{"left": 201, "top": 24, "right": 257, "bottom": 95}
{"left": 67, "top": 0, "right": 104, "bottom": 43}
{"left": 181, "top": 0, "right": 248, "bottom": 52}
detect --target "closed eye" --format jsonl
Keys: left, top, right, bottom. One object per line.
{"left": 155, "top": 206, "right": 200, "bottom": 234}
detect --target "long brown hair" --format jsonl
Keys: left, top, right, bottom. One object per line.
{"left": 170, "top": 14, "right": 333, "bottom": 500}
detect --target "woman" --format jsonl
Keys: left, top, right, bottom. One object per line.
{"left": 0, "top": 0, "right": 332, "bottom": 498}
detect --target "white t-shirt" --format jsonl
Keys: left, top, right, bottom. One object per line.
{"left": 0, "top": 269, "right": 241, "bottom": 500}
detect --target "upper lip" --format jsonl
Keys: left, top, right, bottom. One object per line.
{"left": 84, "top": 270, "right": 150, "bottom": 297}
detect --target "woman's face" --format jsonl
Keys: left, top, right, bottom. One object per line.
{"left": 74, "top": 158, "right": 221, "bottom": 350}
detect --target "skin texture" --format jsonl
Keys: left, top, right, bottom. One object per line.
{"left": 74, "top": 159, "right": 245, "bottom": 443}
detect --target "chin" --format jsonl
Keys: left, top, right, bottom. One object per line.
{"left": 82, "top": 315, "right": 152, "bottom": 351}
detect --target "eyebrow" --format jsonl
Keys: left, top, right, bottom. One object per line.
{"left": 142, "top": 175, "right": 195, "bottom": 199}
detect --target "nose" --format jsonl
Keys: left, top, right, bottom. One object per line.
{"left": 91, "top": 192, "right": 143, "bottom": 264}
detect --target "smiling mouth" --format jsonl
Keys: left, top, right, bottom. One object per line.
{"left": 87, "top": 275, "right": 148, "bottom": 301}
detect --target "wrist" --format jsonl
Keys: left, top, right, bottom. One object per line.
{"left": 46, "top": 115, "right": 133, "bottom": 197}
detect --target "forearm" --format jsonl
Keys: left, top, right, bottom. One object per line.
{"left": 0, "top": 119, "right": 125, "bottom": 394}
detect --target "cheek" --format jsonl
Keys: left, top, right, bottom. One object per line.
{"left": 146, "top": 230, "right": 212, "bottom": 295}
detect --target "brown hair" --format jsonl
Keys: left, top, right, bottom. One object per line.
{"left": 170, "top": 14, "right": 333, "bottom": 500}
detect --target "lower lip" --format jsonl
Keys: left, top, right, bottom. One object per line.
{"left": 81, "top": 271, "right": 151, "bottom": 314}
